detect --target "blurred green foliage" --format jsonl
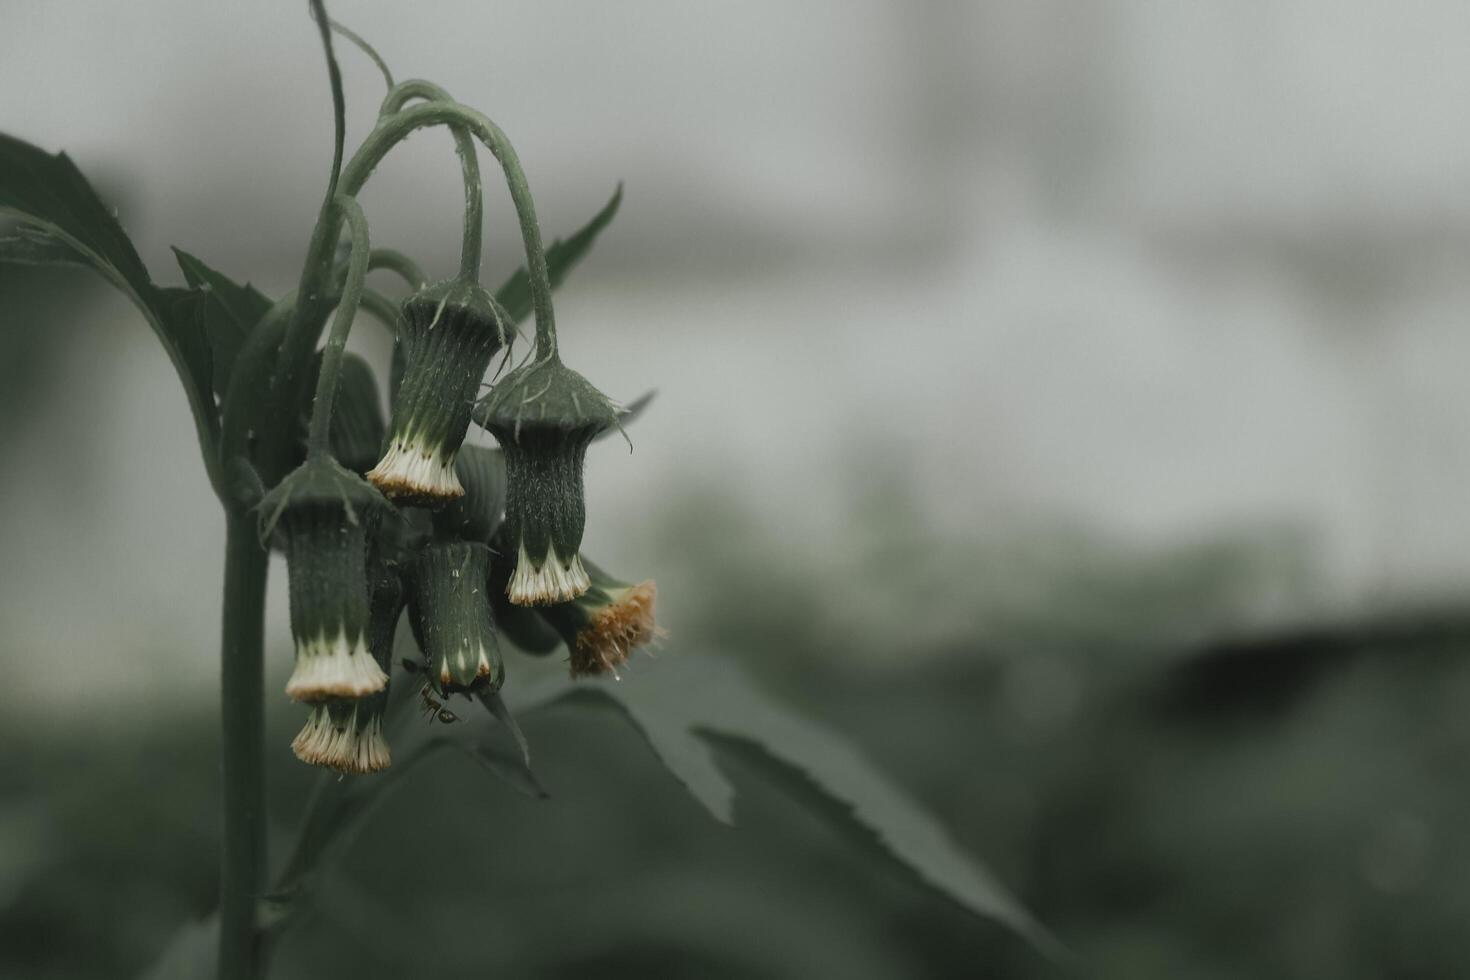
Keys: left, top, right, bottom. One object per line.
{"left": 3, "top": 474, "right": 1464, "bottom": 979}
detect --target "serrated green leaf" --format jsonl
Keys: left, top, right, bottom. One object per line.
{"left": 173, "top": 247, "right": 271, "bottom": 326}
{"left": 494, "top": 184, "right": 622, "bottom": 324}
{"left": 273, "top": 690, "right": 543, "bottom": 903}
{"left": 510, "top": 655, "right": 1055, "bottom": 952}
{"left": 0, "top": 133, "right": 222, "bottom": 487}
{"left": 173, "top": 247, "right": 273, "bottom": 399}
{"left": 136, "top": 915, "right": 217, "bottom": 980}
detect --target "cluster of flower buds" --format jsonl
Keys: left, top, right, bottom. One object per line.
{"left": 261, "top": 268, "right": 658, "bottom": 775}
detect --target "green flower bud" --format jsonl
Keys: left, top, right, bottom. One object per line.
{"left": 540, "top": 559, "right": 660, "bottom": 677}
{"left": 259, "top": 458, "right": 391, "bottom": 702}
{"left": 487, "top": 528, "right": 563, "bottom": 656}
{"left": 291, "top": 558, "right": 406, "bottom": 773}
{"left": 473, "top": 357, "right": 618, "bottom": 605}
{"left": 408, "top": 539, "right": 504, "bottom": 694}
{"left": 368, "top": 279, "right": 509, "bottom": 503}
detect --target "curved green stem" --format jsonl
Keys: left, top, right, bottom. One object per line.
{"left": 380, "top": 80, "right": 483, "bottom": 282}
{"left": 330, "top": 18, "right": 393, "bottom": 90}
{"left": 306, "top": 195, "right": 371, "bottom": 458}
{"left": 281, "top": 100, "right": 558, "bottom": 412}
{"left": 358, "top": 288, "right": 402, "bottom": 336}
{"left": 367, "top": 248, "right": 427, "bottom": 290}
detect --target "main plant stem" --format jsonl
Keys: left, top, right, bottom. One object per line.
{"left": 219, "top": 507, "right": 269, "bottom": 980}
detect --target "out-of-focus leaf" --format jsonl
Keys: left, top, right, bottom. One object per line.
{"left": 0, "top": 227, "right": 88, "bottom": 267}
{"left": 272, "top": 690, "right": 544, "bottom": 903}
{"left": 174, "top": 247, "right": 272, "bottom": 399}
{"left": 494, "top": 184, "right": 622, "bottom": 325}
{"left": 136, "top": 914, "right": 217, "bottom": 980}
{"left": 0, "top": 133, "right": 221, "bottom": 476}
{"left": 510, "top": 655, "right": 1055, "bottom": 952}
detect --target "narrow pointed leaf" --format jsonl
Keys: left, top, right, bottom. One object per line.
{"left": 494, "top": 184, "right": 622, "bottom": 324}
{"left": 0, "top": 228, "right": 88, "bottom": 267}
{"left": 510, "top": 655, "right": 1054, "bottom": 951}
{"left": 173, "top": 247, "right": 273, "bottom": 399}
{"left": 0, "top": 133, "right": 222, "bottom": 481}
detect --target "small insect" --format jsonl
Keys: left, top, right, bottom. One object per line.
{"left": 418, "top": 683, "right": 459, "bottom": 725}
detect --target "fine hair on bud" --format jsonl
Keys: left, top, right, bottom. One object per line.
{"left": 368, "top": 279, "right": 509, "bottom": 504}
{"left": 259, "top": 458, "right": 392, "bottom": 702}
{"left": 408, "top": 539, "right": 504, "bottom": 695}
{"left": 539, "top": 558, "right": 662, "bottom": 678}
{"left": 474, "top": 356, "right": 619, "bottom": 606}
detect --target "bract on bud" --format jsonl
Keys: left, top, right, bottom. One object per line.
{"left": 408, "top": 539, "right": 504, "bottom": 694}
{"left": 539, "top": 559, "right": 660, "bottom": 677}
{"left": 259, "top": 457, "right": 391, "bottom": 702}
{"left": 327, "top": 352, "right": 388, "bottom": 475}
{"left": 368, "top": 279, "right": 510, "bottom": 503}
{"left": 473, "top": 356, "right": 618, "bottom": 605}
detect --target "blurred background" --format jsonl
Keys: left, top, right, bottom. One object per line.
{"left": 4, "top": 1, "right": 1470, "bottom": 977}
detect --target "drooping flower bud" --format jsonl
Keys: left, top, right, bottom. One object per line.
{"left": 368, "top": 279, "right": 510, "bottom": 503}
{"left": 290, "top": 697, "right": 390, "bottom": 774}
{"left": 486, "top": 525, "right": 564, "bottom": 655}
{"left": 290, "top": 557, "right": 405, "bottom": 773}
{"left": 259, "top": 457, "right": 391, "bottom": 702}
{"left": 539, "top": 559, "right": 661, "bottom": 677}
{"left": 473, "top": 356, "right": 619, "bottom": 605}
{"left": 408, "top": 539, "right": 504, "bottom": 694}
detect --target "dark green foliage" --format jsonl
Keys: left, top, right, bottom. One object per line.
{"left": 0, "top": 136, "right": 220, "bottom": 469}
{"left": 173, "top": 248, "right": 272, "bottom": 400}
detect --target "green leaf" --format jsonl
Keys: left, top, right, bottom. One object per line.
{"left": 0, "top": 227, "right": 88, "bottom": 267}
{"left": 136, "top": 915, "right": 217, "bottom": 980}
{"left": 494, "top": 184, "right": 622, "bottom": 325}
{"left": 173, "top": 247, "right": 273, "bottom": 400}
{"left": 511, "top": 655, "right": 1056, "bottom": 952}
{"left": 272, "top": 689, "right": 543, "bottom": 903}
{"left": 0, "top": 133, "right": 222, "bottom": 487}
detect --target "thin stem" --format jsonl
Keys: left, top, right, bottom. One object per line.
{"left": 330, "top": 18, "right": 393, "bottom": 90}
{"left": 380, "top": 80, "right": 483, "bottom": 282}
{"left": 218, "top": 507, "right": 270, "bottom": 980}
{"left": 310, "top": 0, "right": 346, "bottom": 202}
{"left": 358, "top": 287, "right": 402, "bottom": 335}
{"left": 306, "top": 195, "right": 371, "bottom": 458}
{"left": 368, "top": 248, "right": 427, "bottom": 290}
